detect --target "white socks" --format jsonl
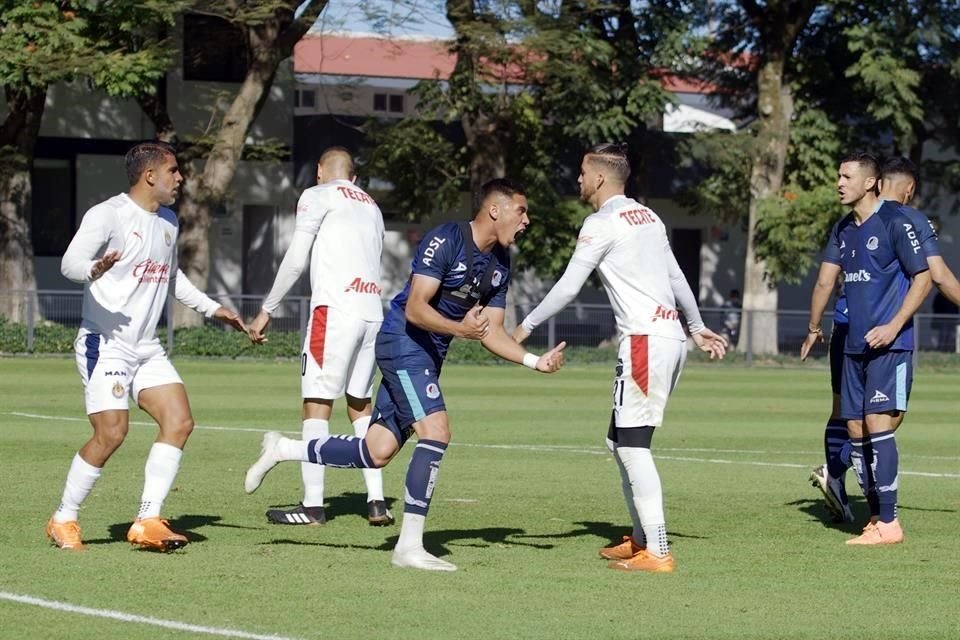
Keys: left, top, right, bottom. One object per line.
{"left": 353, "top": 415, "right": 384, "bottom": 502}
{"left": 608, "top": 438, "right": 646, "bottom": 547}
{"left": 301, "top": 419, "right": 329, "bottom": 508}
{"left": 53, "top": 453, "right": 102, "bottom": 523}
{"left": 137, "top": 442, "right": 183, "bottom": 520}
{"left": 616, "top": 445, "right": 669, "bottom": 557}
{"left": 396, "top": 512, "right": 426, "bottom": 550}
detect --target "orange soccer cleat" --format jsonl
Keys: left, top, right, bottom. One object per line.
{"left": 46, "top": 518, "right": 86, "bottom": 551}
{"left": 607, "top": 550, "right": 675, "bottom": 573}
{"left": 598, "top": 536, "right": 645, "bottom": 560}
{"left": 126, "top": 517, "right": 188, "bottom": 552}
{"left": 846, "top": 519, "right": 904, "bottom": 546}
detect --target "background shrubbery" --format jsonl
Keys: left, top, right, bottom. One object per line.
{"left": 3, "top": 317, "right": 959, "bottom": 370}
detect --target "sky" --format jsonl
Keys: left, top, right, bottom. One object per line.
{"left": 310, "top": 0, "right": 454, "bottom": 38}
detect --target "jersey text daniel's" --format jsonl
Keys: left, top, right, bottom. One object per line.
{"left": 824, "top": 200, "right": 929, "bottom": 353}
{"left": 569, "top": 195, "right": 686, "bottom": 341}
{"left": 381, "top": 222, "right": 510, "bottom": 361}
{"left": 294, "top": 180, "right": 385, "bottom": 321}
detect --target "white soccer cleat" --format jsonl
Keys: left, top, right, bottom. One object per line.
{"left": 809, "top": 464, "right": 854, "bottom": 523}
{"left": 244, "top": 431, "right": 284, "bottom": 494}
{"left": 391, "top": 546, "right": 457, "bottom": 572}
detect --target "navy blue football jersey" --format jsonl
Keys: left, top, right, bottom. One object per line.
{"left": 381, "top": 222, "right": 510, "bottom": 361}
{"left": 823, "top": 200, "right": 929, "bottom": 353}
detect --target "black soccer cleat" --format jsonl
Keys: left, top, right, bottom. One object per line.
{"left": 266, "top": 503, "right": 326, "bottom": 526}
{"left": 367, "top": 500, "right": 394, "bottom": 526}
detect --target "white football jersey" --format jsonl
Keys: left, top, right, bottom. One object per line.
{"left": 570, "top": 195, "right": 686, "bottom": 340}
{"left": 265, "top": 179, "right": 384, "bottom": 321}
{"left": 61, "top": 194, "right": 218, "bottom": 346}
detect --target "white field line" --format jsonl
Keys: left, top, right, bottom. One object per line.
{"left": 0, "top": 591, "right": 302, "bottom": 640}
{"left": 10, "top": 411, "right": 960, "bottom": 478}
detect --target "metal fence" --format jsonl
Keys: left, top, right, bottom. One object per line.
{"left": 2, "top": 289, "right": 959, "bottom": 360}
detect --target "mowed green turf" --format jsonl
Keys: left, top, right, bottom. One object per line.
{"left": 1, "top": 357, "right": 958, "bottom": 640}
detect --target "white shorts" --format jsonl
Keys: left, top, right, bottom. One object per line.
{"left": 611, "top": 334, "right": 686, "bottom": 428}
{"left": 301, "top": 306, "right": 380, "bottom": 400}
{"left": 74, "top": 331, "right": 182, "bottom": 415}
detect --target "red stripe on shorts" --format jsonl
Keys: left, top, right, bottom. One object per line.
{"left": 309, "top": 306, "right": 328, "bottom": 367}
{"left": 630, "top": 335, "right": 649, "bottom": 395}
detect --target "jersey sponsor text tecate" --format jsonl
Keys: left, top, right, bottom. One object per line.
{"left": 336, "top": 186, "right": 376, "bottom": 204}
{"left": 619, "top": 208, "right": 656, "bottom": 226}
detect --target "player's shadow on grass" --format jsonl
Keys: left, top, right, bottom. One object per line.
{"left": 513, "top": 520, "right": 707, "bottom": 548}
{"left": 897, "top": 504, "right": 956, "bottom": 514}
{"left": 268, "top": 527, "right": 555, "bottom": 558}
{"left": 787, "top": 498, "right": 863, "bottom": 533}
{"left": 85, "top": 514, "right": 255, "bottom": 546}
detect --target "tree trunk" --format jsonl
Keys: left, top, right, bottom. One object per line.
{"left": 739, "top": 59, "right": 792, "bottom": 355}
{"left": 0, "top": 86, "right": 46, "bottom": 324}
{"left": 171, "top": 3, "right": 323, "bottom": 327}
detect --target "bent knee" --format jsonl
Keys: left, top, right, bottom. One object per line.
{"left": 366, "top": 442, "right": 398, "bottom": 468}
{"left": 160, "top": 415, "right": 194, "bottom": 442}
{"left": 95, "top": 425, "right": 129, "bottom": 451}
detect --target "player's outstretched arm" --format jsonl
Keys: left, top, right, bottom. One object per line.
{"left": 801, "top": 261, "right": 841, "bottom": 361}
{"left": 60, "top": 205, "right": 117, "bottom": 282}
{"left": 481, "top": 307, "right": 566, "bottom": 373}
{"left": 928, "top": 255, "right": 960, "bottom": 307}
{"left": 212, "top": 306, "right": 247, "bottom": 333}
{"left": 512, "top": 324, "right": 531, "bottom": 344}
{"left": 690, "top": 327, "right": 727, "bottom": 360}
{"left": 516, "top": 261, "right": 593, "bottom": 345}
{"left": 247, "top": 309, "right": 271, "bottom": 344}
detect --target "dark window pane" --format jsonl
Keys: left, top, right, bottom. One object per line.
{"left": 183, "top": 14, "right": 248, "bottom": 82}
{"left": 373, "top": 93, "right": 387, "bottom": 111}
{"left": 31, "top": 159, "right": 74, "bottom": 257}
{"left": 301, "top": 90, "right": 315, "bottom": 108}
{"left": 389, "top": 94, "right": 404, "bottom": 113}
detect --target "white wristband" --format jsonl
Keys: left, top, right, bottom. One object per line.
{"left": 522, "top": 353, "right": 539, "bottom": 370}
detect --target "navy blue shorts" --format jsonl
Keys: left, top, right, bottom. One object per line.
{"left": 829, "top": 323, "right": 848, "bottom": 395}
{"left": 840, "top": 349, "right": 913, "bottom": 419}
{"left": 369, "top": 332, "right": 446, "bottom": 447}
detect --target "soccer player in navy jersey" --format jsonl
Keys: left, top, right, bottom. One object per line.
{"left": 243, "top": 178, "right": 566, "bottom": 571}
{"left": 801, "top": 152, "right": 932, "bottom": 544}
{"left": 802, "top": 156, "right": 960, "bottom": 526}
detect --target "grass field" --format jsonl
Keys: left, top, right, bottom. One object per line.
{"left": 1, "top": 357, "right": 958, "bottom": 640}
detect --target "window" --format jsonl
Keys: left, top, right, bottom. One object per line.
{"left": 294, "top": 89, "right": 316, "bottom": 109}
{"left": 183, "top": 14, "right": 248, "bottom": 82}
{"left": 373, "top": 93, "right": 404, "bottom": 114}
{"left": 31, "top": 159, "right": 74, "bottom": 257}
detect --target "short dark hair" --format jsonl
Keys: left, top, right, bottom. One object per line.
{"left": 840, "top": 151, "right": 880, "bottom": 178}
{"left": 479, "top": 178, "right": 526, "bottom": 205}
{"left": 125, "top": 141, "right": 177, "bottom": 186}
{"left": 585, "top": 143, "right": 630, "bottom": 184}
{"left": 881, "top": 156, "right": 918, "bottom": 183}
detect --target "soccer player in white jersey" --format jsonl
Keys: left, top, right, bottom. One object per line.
{"left": 246, "top": 147, "right": 392, "bottom": 526}
{"left": 513, "top": 144, "right": 727, "bottom": 573}
{"left": 47, "top": 141, "right": 246, "bottom": 552}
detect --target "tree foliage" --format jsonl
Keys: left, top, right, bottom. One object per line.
{"left": 365, "top": 0, "right": 706, "bottom": 279}
{"left": 0, "top": 1, "right": 180, "bottom": 322}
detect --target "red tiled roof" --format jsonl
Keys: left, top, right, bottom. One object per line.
{"left": 294, "top": 34, "right": 719, "bottom": 94}
{"left": 295, "top": 35, "right": 456, "bottom": 80}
